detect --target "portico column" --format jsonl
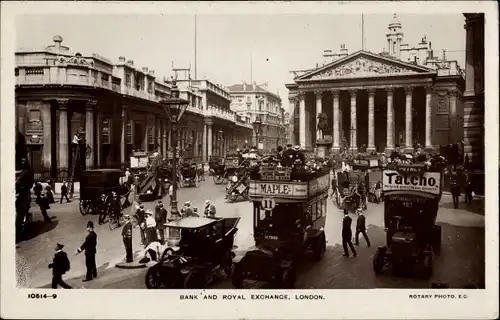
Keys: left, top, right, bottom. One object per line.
{"left": 298, "top": 93, "right": 306, "bottom": 148}
{"left": 156, "top": 118, "right": 162, "bottom": 153}
{"left": 425, "top": 86, "right": 433, "bottom": 149}
{"left": 207, "top": 120, "right": 213, "bottom": 159}
{"left": 349, "top": 89, "right": 357, "bottom": 151}
{"left": 385, "top": 88, "right": 395, "bottom": 152}
{"left": 42, "top": 101, "right": 52, "bottom": 170}
{"left": 404, "top": 86, "right": 414, "bottom": 151}
{"left": 315, "top": 91, "right": 323, "bottom": 140}
{"left": 144, "top": 117, "right": 149, "bottom": 152}
{"left": 85, "top": 100, "right": 96, "bottom": 169}
{"left": 367, "top": 89, "right": 376, "bottom": 151}
{"left": 331, "top": 90, "right": 340, "bottom": 150}
{"left": 288, "top": 96, "right": 295, "bottom": 145}
{"left": 57, "top": 99, "right": 69, "bottom": 170}
{"left": 120, "top": 106, "right": 126, "bottom": 164}
{"left": 96, "top": 110, "right": 101, "bottom": 167}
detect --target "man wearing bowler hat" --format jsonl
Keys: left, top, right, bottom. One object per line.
{"left": 76, "top": 221, "right": 98, "bottom": 281}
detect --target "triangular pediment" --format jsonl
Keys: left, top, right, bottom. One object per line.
{"left": 296, "top": 51, "right": 434, "bottom": 81}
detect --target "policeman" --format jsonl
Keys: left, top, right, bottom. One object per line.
{"left": 122, "top": 215, "right": 133, "bottom": 263}
{"left": 76, "top": 221, "right": 98, "bottom": 281}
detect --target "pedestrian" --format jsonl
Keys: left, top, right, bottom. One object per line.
{"left": 450, "top": 174, "right": 460, "bottom": 209}
{"left": 204, "top": 200, "right": 216, "bottom": 218}
{"left": 33, "top": 181, "right": 43, "bottom": 202}
{"left": 136, "top": 204, "right": 146, "bottom": 245}
{"left": 45, "top": 181, "right": 55, "bottom": 204}
{"left": 145, "top": 210, "right": 158, "bottom": 245}
{"left": 465, "top": 179, "right": 474, "bottom": 205}
{"left": 60, "top": 181, "right": 70, "bottom": 203}
{"left": 38, "top": 193, "right": 52, "bottom": 223}
{"left": 48, "top": 243, "right": 72, "bottom": 289}
{"left": 181, "top": 201, "right": 195, "bottom": 217}
{"left": 355, "top": 208, "right": 371, "bottom": 247}
{"left": 156, "top": 201, "right": 168, "bottom": 244}
{"left": 342, "top": 209, "right": 357, "bottom": 257}
{"left": 76, "top": 221, "right": 97, "bottom": 282}
{"left": 121, "top": 215, "right": 133, "bottom": 263}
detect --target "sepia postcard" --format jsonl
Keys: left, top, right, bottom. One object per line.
{"left": 1, "top": 1, "right": 498, "bottom": 319}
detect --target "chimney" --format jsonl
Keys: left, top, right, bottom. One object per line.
{"left": 118, "top": 56, "right": 126, "bottom": 63}
{"left": 149, "top": 70, "right": 155, "bottom": 76}
{"left": 339, "top": 44, "right": 348, "bottom": 58}
{"left": 243, "top": 82, "right": 247, "bottom": 91}
{"left": 127, "top": 60, "right": 134, "bottom": 66}
{"left": 252, "top": 82, "right": 256, "bottom": 91}
{"left": 142, "top": 67, "right": 148, "bottom": 73}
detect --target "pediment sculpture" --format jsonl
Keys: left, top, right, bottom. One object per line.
{"left": 59, "top": 56, "right": 94, "bottom": 67}
{"left": 310, "top": 57, "right": 417, "bottom": 79}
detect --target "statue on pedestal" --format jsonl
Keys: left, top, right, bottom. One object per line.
{"left": 317, "top": 113, "right": 329, "bottom": 140}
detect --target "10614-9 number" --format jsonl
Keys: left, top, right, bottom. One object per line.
{"left": 28, "top": 293, "right": 58, "bottom": 299}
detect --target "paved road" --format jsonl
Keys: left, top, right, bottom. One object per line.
{"left": 17, "top": 174, "right": 485, "bottom": 289}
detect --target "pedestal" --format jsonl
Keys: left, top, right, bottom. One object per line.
{"left": 315, "top": 139, "right": 332, "bottom": 158}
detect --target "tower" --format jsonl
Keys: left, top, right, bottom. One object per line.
{"left": 386, "top": 14, "right": 404, "bottom": 58}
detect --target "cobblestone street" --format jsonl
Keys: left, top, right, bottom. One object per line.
{"left": 18, "top": 176, "right": 485, "bottom": 290}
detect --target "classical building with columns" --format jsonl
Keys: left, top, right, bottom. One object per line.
{"left": 286, "top": 14, "right": 465, "bottom": 154}
{"left": 229, "top": 82, "right": 284, "bottom": 151}
{"left": 15, "top": 35, "right": 253, "bottom": 178}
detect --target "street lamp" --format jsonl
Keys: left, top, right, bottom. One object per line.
{"left": 160, "top": 80, "right": 189, "bottom": 217}
{"left": 252, "top": 115, "right": 262, "bottom": 150}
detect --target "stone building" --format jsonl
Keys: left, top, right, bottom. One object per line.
{"left": 462, "top": 13, "right": 484, "bottom": 170}
{"left": 229, "top": 82, "right": 284, "bottom": 151}
{"left": 15, "top": 35, "right": 253, "bottom": 177}
{"left": 286, "top": 14, "right": 465, "bottom": 154}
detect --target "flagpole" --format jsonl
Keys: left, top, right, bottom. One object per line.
{"left": 194, "top": 14, "right": 197, "bottom": 79}
{"left": 361, "top": 14, "right": 365, "bottom": 51}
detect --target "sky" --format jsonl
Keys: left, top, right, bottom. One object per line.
{"left": 16, "top": 13, "right": 466, "bottom": 111}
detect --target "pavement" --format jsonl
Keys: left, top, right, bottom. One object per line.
{"left": 16, "top": 174, "right": 485, "bottom": 289}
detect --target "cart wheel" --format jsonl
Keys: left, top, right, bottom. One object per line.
{"left": 231, "top": 262, "right": 244, "bottom": 288}
{"left": 145, "top": 267, "right": 162, "bottom": 289}
{"left": 213, "top": 175, "right": 224, "bottom": 185}
{"left": 373, "top": 247, "right": 385, "bottom": 274}
{"left": 79, "top": 200, "right": 90, "bottom": 215}
{"left": 281, "top": 267, "right": 296, "bottom": 289}
{"left": 312, "top": 233, "right": 326, "bottom": 261}
{"left": 184, "top": 270, "right": 206, "bottom": 289}
{"left": 422, "top": 253, "right": 433, "bottom": 279}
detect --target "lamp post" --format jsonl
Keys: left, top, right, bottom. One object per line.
{"left": 160, "top": 80, "right": 189, "bottom": 217}
{"left": 252, "top": 115, "right": 262, "bottom": 150}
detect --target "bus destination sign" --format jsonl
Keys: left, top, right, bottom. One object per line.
{"left": 249, "top": 181, "right": 307, "bottom": 198}
{"left": 382, "top": 170, "right": 441, "bottom": 195}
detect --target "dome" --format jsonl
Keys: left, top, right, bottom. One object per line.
{"left": 388, "top": 13, "right": 402, "bottom": 29}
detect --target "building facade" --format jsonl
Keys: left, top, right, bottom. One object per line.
{"left": 15, "top": 35, "right": 253, "bottom": 178}
{"left": 229, "top": 82, "right": 284, "bottom": 151}
{"left": 462, "top": 13, "right": 484, "bottom": 170}
{"left": 286, "top": 14, "right": 465, "bottom": 154}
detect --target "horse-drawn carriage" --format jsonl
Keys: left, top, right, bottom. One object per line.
{"left": 79, "top": 169, "right": 130, "bottom": 215}
{"left": 180, "top": 159, "right": 200, "bottom": 188}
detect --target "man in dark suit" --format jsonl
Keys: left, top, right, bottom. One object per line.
{"left": 342, "top": 209, "right": 357, "bottom": 257}
{"left": 355, "top": 209, "right": 371, "bottom": 247}
{"left": 156, "top": 202, "right": 168, "bottom": 244}
{"left": 48, "top": 243, "right": 72, "bottom": 289}
{"left": 76, "top": 221, "right": 97, "bottom": 281}
{"left": 122, "top": 215, "right": 133, "bottom": 263}
{"left": 60, "top": 181, "right": 70, "bottom": 203}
